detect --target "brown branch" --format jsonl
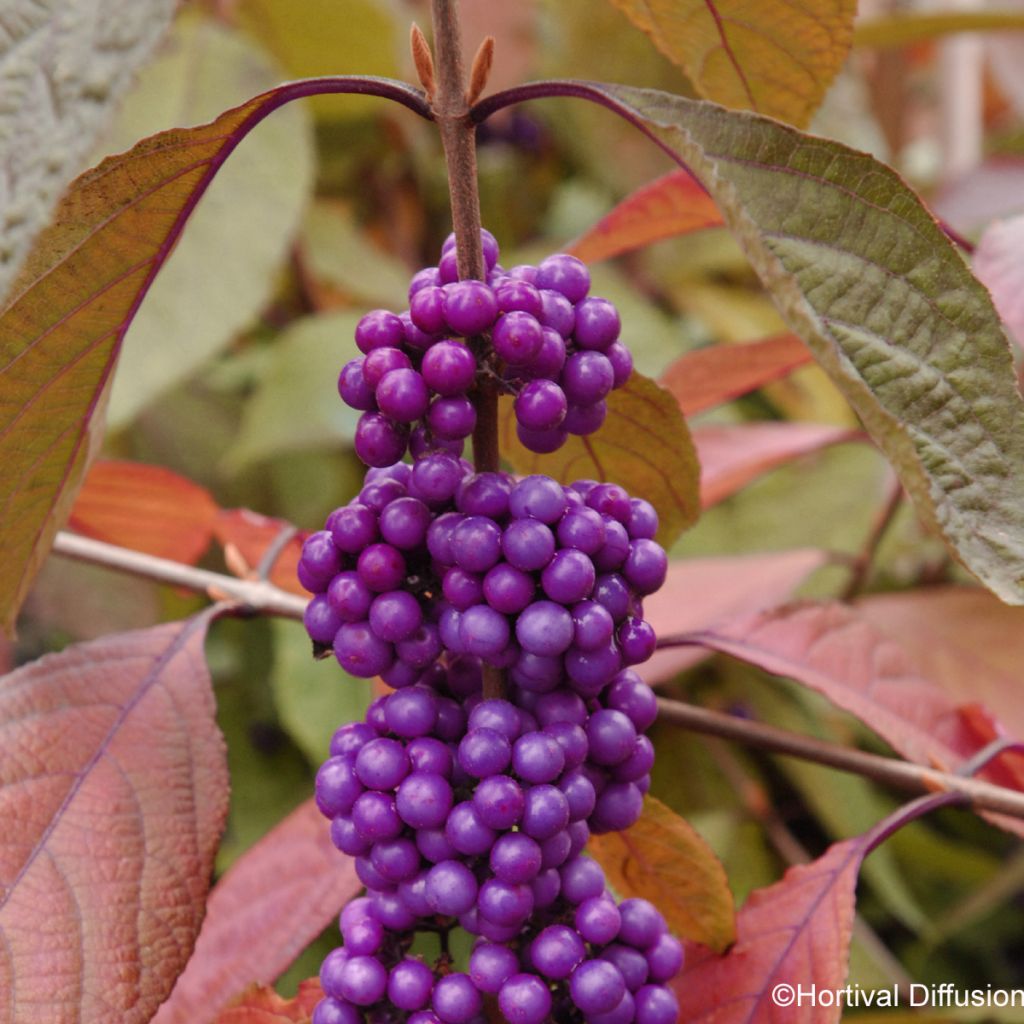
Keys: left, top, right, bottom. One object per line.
{"left": 51, "top": 532, "right": 308, "bottom": 620}
{"left": 842, "top": 472, "right": 905, "bottom": 600}
{"left": 656, "top": 696, "right": 1024, "bottom": 822}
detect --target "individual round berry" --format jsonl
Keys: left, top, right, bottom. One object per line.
{"left": 483, "top": 564, "right": 535, "bottom": 615}
{"left": 591, "top": 782, "right": 645, "bottom": 833}
{"left": 558, "top": 507, "right": 606, "bottom": 554}
{"left": 312, "top": 997, "right": 360, "bottom": 1024}
{"left": 356, "top": 309, "right": 405, "bottom": 353}
{"left": 509, "top": 475, "right": 567, "bottom": 523}
{"left": 411, "top": 454, "right": 466, "bottom": 506}
{"left": 516, "top": 601, "right": 575, "bottom": 656}
{"left": 427, "top": 396, "right": 477, "bottom": 440}
{"left": 532, "top": 924, "right": 586, "bottom": 980}
{"left": 339, "top": 955, "right": 388, "bottom": 1006}
{"left": 473, "top": 774, "right": 525, "bottom": 830}
{"left": 587, "top": 709, "right": 638, "bottom": 766}
{"left": 363, "top": 346, "right": 412, "bottom": 388}
{"left": 394, "top": 771, "right": 453, "bottom": 830}
{"left": 562, "top": 350, "right": 615, "bottom": 406}
{"left": 370, "top": 836, "right": 420, "bottom": 882}
{"left": 602, "top": 943, "right": 650, "bottom": 992}
{"left": 470, "top": 942, "right": 519, "bottom": 994}
{"left": 377, "top": 496, "right": 431, "bottom": 550}
{"left": 498, "top": 974, "right": 552, "bottom": 1024}
{"left": 456, "top": 472, "right": 513, "bottom": 518}
{"left": 328, "top": 505, "right": 378, "bottom": 554}
{"left": 354, "top": 412, "right": 408, "bottom": 467}
{"left": 315, "top": 756, "right": 362, "bottom": 818}
{"left": 634, "top": 984, "right": 679, "bottom": 1024}
{"left": 502, "top": 519, "right": 556, "bottom": 572}
{"left": 541, "top": 549, "right": 596, "bottom": 604}
{"left": 564, "top": 400, "right": 608, "bottom": 435}
{"left": 478, "top": 878, "right": 534, "bottom": 926}
{"left": 407, "top": 736, "right": 454, "bottom": 776}
{"left": 536, "top": 253, "right": 591, "bottom": 304}
{"left": 445, "top": 801, "right": 497, "bottom": 855}
{"left": 421, "top": 340, "right": 477, "bottom": 395}
{"left": 607, "top": 340, "right": 634, "bottom": 388}
{"left": 396, "top": 623, "right": 443, "bottom": 669}
{"left": 330, "top": 721, "right": 376, "bottom": 759}
{"left": 368, "top": 590, "right": 423, "bottom": 643}
{"left": 334, "top": 622, "right": 394, "bottom": 678}
{"left": 627, "top": 498, "right": 659, "bottom": 539}
{"left": 618, "top": 898, "right": 667, "bottom": 949}
{"left": 376, "top": 367, "right": 429, "bottom": 422}
{"left": 443, "top": 280, "right": 498, "bottom": 336}
{"left": 594, "top": 573, "right": 631, "bottom": 622}
{"left": 459, "top": 604, "right": 511, "bottom": 659}
{"left": 356, "top": 543, "right": 406, "bottom": 592}
{"left": 304, "top": 595, "right": 342, "bottom": 645}
{"left": 624, "top": 538, "right": 669, "bottom": 594}
{"left": 299, "top": 530, "right": 343, "bottom": 591}
{"left": 574, "top": 296, "right": 621, "bottom": 350}
{"left": 489, "top": 832, "right": 543, "bottom": 884}
{"left": 458, "top": 727, "right": 512, "bottom": 778}
{"left": 538, "top": 289, "right": 577, "bottom": 337}
{"left": 451, "top": 515, "right": 503, "bottom": 572}
{"left": 432, "top": 973, "right": 482, "bottom": 1024}
{"left": 355, "top": 737, "right": 410, "bottom": 790}
{"left": 560, "top": 769, "right": 598, "bottom": 822}
{"left": 617, "top": 617, "right": 657, "bottom": 665}
{"left": 388, "top": 958, "right": 435, "bottom": 1011}
{"left": 588, "top": 483, "right": 632, "bottom": 523}
{"left": 338, "top": 358, "right": 376, "bottom": 411}
{"left": 571, "top": 600, "right": 615, "bottom": 650}
{"left": 469, "top": 699, "right": 521, "bottom": 739}
{"left": 410, "top": 284, "right": 447, "bottom": 334}
{"left": 493, "top": 311, "right": 544, "bottom": 365}
{"left": 495, "top": 279, "right": 543, "bottom": 318}
{"left": 512, "top": 731, "right": 566, "bottom": 783}
{"left": 425, "top": 859, "right": 478, "bottom": 916}
{"left": 526, "top": 325, "right": 568, "bottom": 377}
{"left": 646, "top": 933, "right": 684, "bottom": 981}
{"left": 521, "top": 784, "right": 571, "bottom": 840}
{"left": 561, "top": 856, "right": 606, "bottom": 904}
{"left": 577, "top": 896, "right": 623, "bottom": 945}
{"left": 514, "top": 379, "right": 568, "bottom": 433}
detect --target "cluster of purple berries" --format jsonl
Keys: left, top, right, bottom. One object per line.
{"left": 298, "top": 462, "right": 666, "bottom": 693}
{"left": 338, "top": 231, "right": 632, "bottom": 465}
{"left": 312, "top": 665, "right": 681, "bottom": 1024}
{"left": 304, "top": 234, "right": 678, "bottom": 1024}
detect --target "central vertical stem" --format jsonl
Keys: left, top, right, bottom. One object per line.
{"left": 429, "top": 0, "right": 500, "bottom": 477}
{"left": 430, "top": 0, "right": 503, "bottom": 702}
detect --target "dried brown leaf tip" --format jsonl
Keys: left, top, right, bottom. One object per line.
{"left": 467, "top": 36, "right": 495, "bottom": 106}
{"left": 410, "top": 23, "right": 436, "bottom": 100}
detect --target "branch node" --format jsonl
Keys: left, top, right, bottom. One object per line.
{"left": 466, "top": 36, "right": 495, "bottom": 106}
{"left": 411, "top": 23, "right": 436, "bottom": 101}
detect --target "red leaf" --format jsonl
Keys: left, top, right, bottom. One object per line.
{"left": 679, "top": 601, "right": 1024, "bottom": 833}
{"left": 212, "top": 981, "right": 322, "bottom": 1024}
{"left": 213, "top": 509, "right": 309, "bottom": 597}
{"left": 694, "top": 423, "right": 863, "bottom": 508}
{"left": 642, "top": 550, "right": 829, "bottom": 684}
{"left": 0, "top": 615, "right": 229, "bottom": 1024}
{"left": 69, "top": 460, "right": 219, "bottom": 564}
{"left": 660, "top": 334, "right": 813, "bottom": 416}
{"left": 153, "top": 799, "right": 360, "bottom": 1024}
{"left": 677, "top": 838, "right": 863, "bottom": 1023}
{"left": 566, "top": 169, "right": 724, "bottom": 264}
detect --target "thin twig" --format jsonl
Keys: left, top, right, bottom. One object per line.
{"left": 51, "top": 532, "right": 308, "bottom": 620}
{"left": 841, "top": 473, "right": 904, "bottom": 600}
{"left": 656, "top": 697, "right": 1024, "bottom": 822}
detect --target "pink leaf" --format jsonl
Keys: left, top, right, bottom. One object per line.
{"left": 676, "top": 838, "right": 862, "bottom": 1023}
{"left": 642, "top": 551, "right": 829, "bottom": 684}
{"left": 694, "top": 423, "right": 863, "bottom": 508}
{"left": 660, "top": 334, "right": 812, "bottom": 416}
{"left": 566, "top": 169, "right": 724, "bottom": 265}
{"left": 973, "top": 214, "right": 1024, "bottom": 352}
{"left": 153, "top": 798, "right": 360, "bottom": 1024}
{"left": 0, "top": 615, "right": 228, "bottom": 1024}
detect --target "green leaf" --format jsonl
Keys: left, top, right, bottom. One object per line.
{"left": 582, "top": 82, "right": 1024, "bottom": 604}
{"left": 606, "top": 0, "right": 857, "bottom": 127}
{"left": 224, "top": 312, "right": 363, "bottom": 472}
{"left": 500, "top": 372, "right": 700, "bottom": 548}
{"left": 106, "top": 13, "right": 316, "bottom": 427}
{"left": 270, "top": 619, "right": 371, "bottom": 765}
{"left": 0, "top": 0, "right": 176, "bottom": 302}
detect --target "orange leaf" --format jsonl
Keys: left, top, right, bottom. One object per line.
{"left": 642, "top": 550, "right": 829, "bottom": 684}
{"left": 607, "top": 0, "right": 857, "bottom": 127}
{"left": 69, "top": 459, "right": 218, "bottom": 564}
{"left": 0, "top": 614, "right": 229, "bottom": 1023}
{"left": 676, "top": 838, "right": 863, "bottom": 1022}
{"left": 500, "top": 373, "right": 700, "bottom": 548}
{"left": 153, "top": 799, "right": 360, "bottom": 1024}
{"left": 213, "top": 981, "right": 323, "bottom": 1024}
{"left": 694, "top": 423, "right": 863, "bottom": 508}
{"left": 566, "top": 170, "right": 723, "bottom": 264}
{"left": 661, "top": 334, "right": 812, "bottom": 416}
{"left": 588, "top": 795, "right": 735, "bottom": 952}
{"left": 214, "top": 509, "right": 309, "bottom": 597}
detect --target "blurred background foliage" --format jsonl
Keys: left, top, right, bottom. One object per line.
{"left": 14, "top": 0, "right": 1024, "bottom": 1007}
